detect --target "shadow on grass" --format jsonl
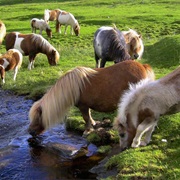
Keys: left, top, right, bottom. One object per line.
{"left": 143, "top": 35, "right": 180, "bottom": 68}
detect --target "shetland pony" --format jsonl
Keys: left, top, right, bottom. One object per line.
{"left": 5, "top": 32, "right": 60, "bottom": 70}
{"left": 0, "top": 49, "right": 23, "bottom": 84}
{"left": 31, "top": 18, "right": 52, "bottom": 38}
{"left": 44, "top": 9, "right": 80, "bottom": 36}
{"left": 28, "top": 60, "right": 155, "bottom": 137}
{"left": 114, "top": 67, "right": 180, "bottom": 151}
{"left": 0, "top": 20, "right": 6, "bottom": 45}
{"left": 93, "top": 26, "right": 131, "bottom": 68}
{"left": 122, "top": 29, "right": 144, "bottom": 59}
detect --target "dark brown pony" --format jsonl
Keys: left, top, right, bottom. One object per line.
{"left": 0, "top": 20, "right": 6, "bottom": 45}
{"left": 5, "top": 32, "right": 60, "bottom": 70}
{"left": 28, "top": 60, "right": 155, "bottom": 137}
{"left": 0, "top": 49, "right": 23, "bottom": 84}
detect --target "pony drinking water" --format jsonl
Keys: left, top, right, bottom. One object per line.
{"left": 28, "top": 60, "right": 155, "bottom": 137}
{"left": 0, "top": 49, "right": 23, "bottom": 84}
{"left": 5, "top": 32, "right": 60, "bottom": 70}
{"left": 122, "top": 29, "right": 144, "bottom": 59}
{"left": 31, "top": 18, "right": 52, "bottom": 38}
{"left": 114, "top": 67, "right": 180, "bottom": 151}
{"left": 44, "top": 9, "right": 80, "bottom": 36}
{"left": 0, "top": 20, "right": 6, "bottom": 45}
{"left": 93, "top": 26, "right": 131, "bottom": 68}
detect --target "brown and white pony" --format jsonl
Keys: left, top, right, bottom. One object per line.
{"left": 0, "top": 20, "right": 6, "bottom": 45}
{"left": 31, "top": 18, "right": 52, "bottom": 38}
{"left": 28, "top": 60, "right": 155, "bottom": 137}
{"left": 5, "top": 32, "right": 60, "bottom": 70}
{"left": 114, "top": 67, "right": 180, "bottom": 151}
{"left": 122, "top": 29, "right": 144, "bottom": 59}
{"left": 93, "top": 26, "right": 131, "bottom": 68}
{"left": 44, "top": 9, "right": 80, "bottom": 36}
{"left": 0, "top": 49, "right": 23, "bottom": 84}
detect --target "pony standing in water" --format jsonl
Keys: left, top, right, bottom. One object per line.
{"left": 114, "top": 67, "right": 180, "bottom": 151}
{"left": 44, "top": 9, "right": 80, "bottom": 36}
{"left": 28, "top": 60, "right": 155, "bottom": 137}
{"left": 122, "top": 29, "right": 144, "bottom": 59}
{"left": 0, "top": 20, "right": 6, "bottom": 45}
{"left": 0, "top": 49, "right": 23, "bottom": 84}
{"left": 31, "top": 18, "right": 52, "bottom": 38}
{"left": 5, "top": 32, "right": 59, "bottom": 70}
{"left": 93, "top": 26, "right": 131, "bottom": 68}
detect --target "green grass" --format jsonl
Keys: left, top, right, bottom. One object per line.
{"left": 0, "top": 0, "right": 180, "bottom": 179}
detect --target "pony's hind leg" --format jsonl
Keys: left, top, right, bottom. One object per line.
{"left": 64, "top": 25, "right": 68, "bottom": 35}
{"left": 95, "top": 53, "right": 100, "bottom": 68}
{"left": 100, "top": 58, "right": 107, "bottom": 68}
{"left": 131, "top": 116, "right": 156, "bottom": 148}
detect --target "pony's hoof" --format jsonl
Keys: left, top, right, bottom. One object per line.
{"left": 82, "top": 128, "right": 95, "bottom": 137}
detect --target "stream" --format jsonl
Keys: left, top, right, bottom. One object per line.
{"left": 0, "top": 89, "right": 107, "bottom": 180}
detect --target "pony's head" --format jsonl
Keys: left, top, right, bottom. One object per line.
{"left": 46, "top": 28, "right": 52, "bottom": 38}
{"left": 44, "top": 9, "right": 50, "bottom": 23}
{"left": 73, "top": 22, "right": 80, "bottom": 36}
{"left": 113, "top": 116, "right": 136, "bottom": 151}
{"left": 123, "top": 29, "right": 144, "bottom": 60}
{"left": 28, "top": 101, "right": 45, "bottom": 137}
{"left": 47, "top": 49, "right": 60, "bottom": 66}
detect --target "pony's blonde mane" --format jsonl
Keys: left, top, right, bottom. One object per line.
{"left": 29, "top": 67, "right": 97, "bottom": 130}
{"left": 117, "top": 78, "right": 153, "bottom": 125}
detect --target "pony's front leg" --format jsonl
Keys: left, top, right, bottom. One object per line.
{"left": 28, "top": 54, "right": 36, "bottom": 70}
{"left": 79, "top": 106, "right": 96, "bottom": 136}
{"left": 131, "top": 117, "right": 155, "bottom": 148}
{"left": 64, "top": 25, "right": 68, "bottom": 35}
{"left": 13, "top": 66, "right": 18, "bottom": 81}
{"left": 70, "top": 26, "right": 73, "bottom": 35}
{"left": 140, "top": 123, "right": 157, "bottom": 146}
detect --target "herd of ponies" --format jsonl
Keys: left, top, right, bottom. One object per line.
{"left": 0, "top": 7, "right": 179, "bottom": 151}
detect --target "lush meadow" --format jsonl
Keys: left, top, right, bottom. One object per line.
{"left": 0, "top": 0, "right": 180, "bottom": 179}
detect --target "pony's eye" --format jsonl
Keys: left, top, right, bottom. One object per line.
{"left": 119, "top": 133, "right": 125, "bottom": 138}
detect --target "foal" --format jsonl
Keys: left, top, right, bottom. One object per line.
{"left": 114, "top": 67, "right": 180, "bottom": 151}
{"left": 31, "top": 18, "right": 52, "bottom": 38}
{"left": 0, "top": 49, "right": 23, "bottom": 84}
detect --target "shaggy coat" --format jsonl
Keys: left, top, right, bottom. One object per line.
{"left": 31, "top": 18, "right": 52, "bottom": 38}
{"left": 93, "top": 26, "right": 131, "bottom": 68}
{"left": 114, "top": 67, "right": 180, "bottom": 151}
{"left": 5, "top": 32, "right": 60, "bottom": 70}
{"left": 0, "top": 21, "right": 6, "bottom": 45}
{"left": 28, "top": 60, "right": 155, "bottom": 137}
{"left": 0, "top": 49, "right": 23, "bottom": 83}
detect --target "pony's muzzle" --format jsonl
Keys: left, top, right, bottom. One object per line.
{"left": 28, "top": 128, "right": 37, "bottom": 137}
{"left": 134, "top": 54, "right": 139, "bottom": 59}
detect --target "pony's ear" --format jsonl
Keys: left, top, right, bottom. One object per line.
{"left": 37, "top": 106, "right": 42, "bottom": 116}
{"left": 139, "top": 35, "right": 142, "bottom": 39}
{"left": 52, "top": 49, "right": 56, "bottom": 55}
{"left": 0, "top": 24, "right": 2, "bottom": 28}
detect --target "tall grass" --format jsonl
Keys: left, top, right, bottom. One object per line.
{"left": 0, "top": 0, "right": 179, "bottom": 179}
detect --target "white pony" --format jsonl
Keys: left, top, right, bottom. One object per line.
{"left": 30, "top": 18, "right": 52, "bottom": 38}
{"left": 44, "top": 9, "right": 80, "bottom": 36}
{"left": 114, "top": 67, "right": 180, "bottom": 151}
{"left": 122, "top": 29, "right": 144, "bottom": 59}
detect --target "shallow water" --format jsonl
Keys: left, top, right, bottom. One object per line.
{"left": 0, "top": 90, "right": 103, "bottom": 179}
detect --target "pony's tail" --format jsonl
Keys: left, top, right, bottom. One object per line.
{"left": 33, "top": 67, "right": 97, "bottom": 130}
{"left": 143, "top": 64, "right": 155, "bottom": 81}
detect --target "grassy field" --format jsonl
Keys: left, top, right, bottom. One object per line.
{"left": 0, "top": 0, "right": 180, "bottom": 179}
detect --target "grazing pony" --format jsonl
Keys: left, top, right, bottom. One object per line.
{"left": 93, "top": 26, "right": 131, "bottom": 68}
{"left": 28, "top": 60, "right": 155, "bottom": 137}
{"left": 122, "top": 29, "right": 144, "bottom": 59}
{"left": 114, "top": 67, "right": 180, "bottom": 151}
{"left": 0, "top": 20, "right": 6, "bottom": 45}
{"left": 5, "top": 32, "right": 60, "bottom": 70}
{"left": 31, "top": 18, "right": 52, "bottom": 38}
{"left": 44, "top": 9, "right": 80, "bottom": 36}
{"left": 0, "top": 49, "right": 23, "bottom": 84}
